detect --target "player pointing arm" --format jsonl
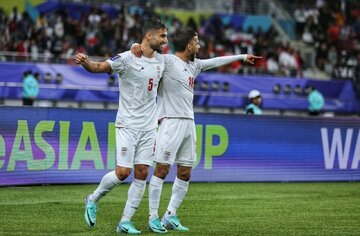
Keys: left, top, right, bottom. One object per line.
{"left": 199, "top": 53, "right": 262, "bottom": 70}
{"left": 130, "top": 28, "right": 261, "bottom": 234}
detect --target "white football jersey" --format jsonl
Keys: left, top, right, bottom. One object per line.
{"left": 157, "top": 54, "right": 246, "bottom": 120}
{"left": 107, "top": 51, "right": 164, "bottom": 130}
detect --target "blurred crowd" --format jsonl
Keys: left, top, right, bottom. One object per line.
{"left": 292, "top": 0, "right": 360, "bottom": 81}
{"left": 0, "top": 0, "right": 359, "bottom": 81}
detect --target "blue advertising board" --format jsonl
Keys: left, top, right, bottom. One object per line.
{"left": 0, "top": 106, "right": 359, "bottom": 186}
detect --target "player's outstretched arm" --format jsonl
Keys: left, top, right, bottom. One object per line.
{"left": 200, "top": 54, "right": 262, "bottom": 71}
{"left": 75, "top": 53, "right": 111, "bottom": 73}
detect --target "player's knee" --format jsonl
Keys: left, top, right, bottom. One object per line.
{"left": 177, "top": 167, "right": 192, "bottom": 181}
{"left": 134, "top": 165, "right": 149, "bottom": 180}
{"left": 115, "top": 167, "right": 131, "bottom": 181}
{"left": 154, "top": 165, "right": 170, "bottom": 179}
{"left": 177, "top": 172, "right": 191, "bottom": 181}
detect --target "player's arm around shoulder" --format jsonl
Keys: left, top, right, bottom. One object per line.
{"left": 75, "top": 53, "right": 111, "bottom": 73}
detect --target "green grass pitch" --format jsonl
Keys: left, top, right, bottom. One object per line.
{"left": 1, "top": 182, "right": 360, "bottom": 235}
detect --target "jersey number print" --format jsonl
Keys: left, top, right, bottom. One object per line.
{"left": 148, "top": 78, "right": 153, "bottom": 91}
{"left": 188, "top": 77, "right": 194, "bottom": 88}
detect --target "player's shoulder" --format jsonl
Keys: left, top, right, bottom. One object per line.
{"left": 108, "top": 51, "right": 132, "bottom": 62}
{"left": 155, "top": 52, "right": 173, "bottom": 63}
{"left": 160, "top": 53, "right": 175, "bottom": 59}
{"left": 160, "top": 53, "right": 175, "bottom": 62}
{"left": 193, "top": 58, "right": 202, "bottom": 64}
{"left": 150, "top": 53, "right": 172, "bottom": 68}
{"left": 191, "top": 58, "right": 203, "bottom": 68}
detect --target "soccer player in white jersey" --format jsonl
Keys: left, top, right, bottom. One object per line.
{"left": 136, "top": 28, "right": 261, "bottom": 233}
{"left": 74, "top": 18, "right": 168, "bottom": 234}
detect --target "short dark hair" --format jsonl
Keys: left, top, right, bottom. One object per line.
{"left": 141, "top": 17, "right": 167, "bottom": 36}
{"left": 173, "top": 28, "right": 198, "bottom": 52}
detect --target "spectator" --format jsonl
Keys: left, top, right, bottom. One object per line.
{"left": 54, "top": 16, "right": 64, "bottom": 38}
{"left": 9, "top": 7, "right": 21, "bottom": 23}
{"left": 318, "top": 3, "right": 332, "bottom": 30}
{"left": 294, "top": 4, "right": 307, "bottom": 39}
{"left": 186, "top": 16, "right": 197, "bottom": 32}
{"left": 88, "top": 7, "right": 101, "bottom": 26}
{"left": 244, "top": 90, "right": 262, "bottom": 115}
{"left": 302, "top": 15, "right": 316, "bottom": 44}
{"left": 333, "top": 51, "right": 356, "bottom": 80}
{"left": 51, "top": 36, "right": 63, "bottom": 63}
{"left": 30, "top": 39, "right": 39, "bottom": 62}
{"left": 266, "top": 53, "right": 279, "bottom": 75}
{"left": 22, "top": 70, "right": 39, "bottom": 106}
{"left": 327, "top": 19, "right": 341, "bottom": 43}
{"left": 278, "top": 46, "right": 298, "bottom": 76}
{"left": 36, "top": 13, "right": 47, "bottom": 30}
{"left": 327, "top": 45, "right": 338, "bottom": 66}
{"left": 354, "top": 53, "right": 360, "bottom": 98}
{"left": 308, "top": 86, "right": 324, "bottom": 116}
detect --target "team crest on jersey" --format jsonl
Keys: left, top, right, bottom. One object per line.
{"left": 121, "top": 147, "right": 128, "bottom": 157}
{"left": 110, "top": 55, "right": 121, "bottom": 61}
{"left": 163, "top": 151, "right": 171, "bottom": 160}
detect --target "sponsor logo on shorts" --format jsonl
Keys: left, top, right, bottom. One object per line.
{"left": 163, "top": 151, "right": 171, "bottom": 160}
{"left": 121, "top": 147, "right": 128, "bottom": 157}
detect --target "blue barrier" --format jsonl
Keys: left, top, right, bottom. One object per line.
{"left": 195, "top": 73, "right": 359, "bottom": 112}
{"left": 0, "top": 106, "right": 359, "bottom": 186}
{"left": 0, "top": 62, "right": 358, "bottom": 112}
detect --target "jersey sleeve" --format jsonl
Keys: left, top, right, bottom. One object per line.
{"left": 197, "top": 55, "right": 247, "bottom": 72}
{"left": 106, "top": 51, "right": 132, "bottom": 75}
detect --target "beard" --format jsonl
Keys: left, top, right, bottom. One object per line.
{"left": 189, "top": 52, "right": 196, "bottom": 62}
{"left": 150, "top": 43, "right": 163, "bottom": 53}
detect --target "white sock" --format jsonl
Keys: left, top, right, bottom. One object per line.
{"left": 120, "top": 178, "right": 146, "bottom": 223}
{"left": 148, "top": 175, "right": 165, "bottom": 220}
{"left": 166, "top": 177, "right": 189, "bottom": 216}
{"left": 90, "top": 170, "right": 122, "bottom": 203}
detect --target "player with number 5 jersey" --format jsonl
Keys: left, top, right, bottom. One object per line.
{"left": 75, "top": 17, "right": 168, "bottom": 234}
{"left": 107, "top": 51, "right": 164, "bottom": 131}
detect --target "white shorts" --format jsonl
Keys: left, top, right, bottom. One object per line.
{"left": 154, "top": 118, "right": 196, "bottom": 167}
{"left": 116, "top": 127, "right": 156, "bottom": 168}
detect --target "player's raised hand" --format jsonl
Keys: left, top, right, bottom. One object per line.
{"left": 75, "top": 53, "right": 89, "bottom": 65}
{"left": 246, "top": 54, "right": 262, "bottom": 65}
{"left": 130, "top": 43, "right": 143, "bottom": 58}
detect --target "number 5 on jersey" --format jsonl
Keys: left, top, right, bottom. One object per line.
{"left": 148, "top": 78, "right": 153, "bottom": 91}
